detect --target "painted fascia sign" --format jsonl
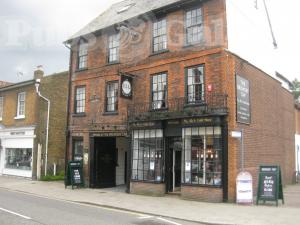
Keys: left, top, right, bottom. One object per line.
{"left": 236, "top": 171, "right": 253, "bottom": 204}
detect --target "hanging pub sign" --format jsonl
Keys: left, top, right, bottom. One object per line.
{"left": 236, "top": 75, "right": 251, "bottom": 124}
{"left": 65, "top": 161, "right": 84, "bottom": 189}
{"left": 256, "top": 165, "right": 284, "bottom": 206}
{"left": 120, "top": 73, "right": 133, "bottom": 99}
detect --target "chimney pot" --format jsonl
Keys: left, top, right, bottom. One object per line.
{"left": 34, "top": 65, "right": 44, "bottom": 80}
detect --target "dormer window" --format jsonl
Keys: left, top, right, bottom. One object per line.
{"left": 77, "top": 39, "right": 88, "bottom": 70}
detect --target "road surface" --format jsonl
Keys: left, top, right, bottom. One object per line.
{"left": 0, "top": 188, "right": 202, "bottom": 225}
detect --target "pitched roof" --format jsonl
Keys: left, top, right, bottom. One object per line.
{"left": 67, "top": 0, "right": 185, "bottom": 42}
{"left": 0, "top": 81, "right": 13, "bottom": 88}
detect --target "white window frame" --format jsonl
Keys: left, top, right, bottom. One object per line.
{"left": 15, "top": 92, "right": 26, "bottom": 119}
{"left": 0, "top": 96, "right": 3, "bottom": 121}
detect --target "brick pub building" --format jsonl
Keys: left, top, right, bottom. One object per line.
{"left": 65, "top": 0, "right": 295, "bottom": 202}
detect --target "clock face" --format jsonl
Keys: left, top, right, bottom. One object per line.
{"left": 122, "top": 80, "right": 132, "bottom": 96}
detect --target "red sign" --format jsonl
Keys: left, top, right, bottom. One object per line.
{"left": 207, "top": 84, "right": 213, "bottom": 92}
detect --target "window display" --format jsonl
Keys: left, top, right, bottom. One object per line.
{"left": 5, "top": 148, "right": 32, "bottom": 171}
{"left": 182, "top": 127, "right": 222, "bottom": 186}
{"left": 132, "top": 129, "right": 164, "bottom": 182}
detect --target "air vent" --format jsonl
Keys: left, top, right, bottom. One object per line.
{"left": 117, "top": 3, "right": 135, "bottom": 14}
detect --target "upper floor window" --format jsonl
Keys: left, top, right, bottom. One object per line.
{"left": 185, "top": 8, "right": 203, "bottom": 45}
{"left": 106, "top": 81, "right": 118, "bottom": 112}
{"left": 75, "top": 86, "right": 86, "bottom": 114}
{"left": 0, "top": 96, "right": 3, "bottom": 120}
{"left": 153, "top": 18, "right": 167, "bottom": 53}
{"left": 108, "top": 33, "right": 120, "bottom": 63}
{"left": 186, "top": 65, "right": 204, "bottom": 104}
{"left": 151, "top": 73, "right": 167, "bottom": 110}
{"left": 78, "top": 40, "right": 88, "bottom": 70}
{"left": 17, "top": 92, "right": 25, "bottom": 118}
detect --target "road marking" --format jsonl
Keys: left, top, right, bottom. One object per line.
{"left": 138, "top": 215, "right": 153, "bottom": 219}
{"left": 0, "top": 207, "right": 31, "bottom": 220}
{"left": 157, "top": 217, "right": 182, "bottom": 225}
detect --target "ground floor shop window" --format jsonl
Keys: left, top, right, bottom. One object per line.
{"left": 5, "top": 148, "right": 32, "bottom": 170}
{"left": 132, "top": 129, "right": 164, "bottom": 182}
{"left": 182, "top": 127, "right": 222, "bottom": 186}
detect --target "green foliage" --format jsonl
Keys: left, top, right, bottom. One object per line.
{"left": 292, "top": 79, "right": 300, "bottom": 100}
{"left": 41, "top": 171, "right": 65, "bottom": 181}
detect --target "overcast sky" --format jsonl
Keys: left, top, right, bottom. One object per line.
{"left": 0, "top": 0, "right": 299, "bottom": 83}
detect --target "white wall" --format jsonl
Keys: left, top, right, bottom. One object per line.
{"left": 0, "top": 126, "right": 35, "bottom": 178}
{"left": 226, "top": 0, "right": 278, "bottom": 77}
{"left": 296, "top": 134, "right": 300, "bottom": 173}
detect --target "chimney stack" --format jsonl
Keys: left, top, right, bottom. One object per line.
{"left": 34, "top": 65, "right": 44, "bottom": 80}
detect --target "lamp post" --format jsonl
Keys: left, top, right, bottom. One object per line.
{"left": 35, "top": 79, "right": 50, "bottom": 176}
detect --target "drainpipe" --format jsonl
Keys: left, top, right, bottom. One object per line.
{"left": 35, "top": 78, "right": 50, "bottom": 176}
{"left": 64, "top": 42, "right": 73, "bottom": 176}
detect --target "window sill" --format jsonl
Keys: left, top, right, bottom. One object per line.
{"left": 183, "top": 42, "right": 203, "bottom": 49}
{"left": 75, "top": 68, "right": 88, "bottom": 73}
{"left": 103, "top": 111, "right": 119, "bottom": 116}
{"left": 184, "top": 102, "right": 207, "bottom": 108}
{"left": 149, "top": 107, "right": 168, "bottom": 112}
{"left": 14, "top": 116, "right": 25, "bottom": 120}
{"left": 106, "top": 61, "right": 120, "bottom": 66}
{"left": 72, "top": 113, "right": 86, "bottom": 117}
{"left": 149, "top": 49, "right": 169, "bottom": 57}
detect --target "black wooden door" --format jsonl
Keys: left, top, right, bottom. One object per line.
{"left": 95, "top": 137, "right": 116, "bottom": 188}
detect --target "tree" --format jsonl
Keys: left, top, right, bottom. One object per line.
{"left": 292, "top": 78, "right": 300, "bottom": 102}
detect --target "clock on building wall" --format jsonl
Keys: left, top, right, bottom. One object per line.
{"left": 120, "top": 74, "right": 133, "bottom": 99}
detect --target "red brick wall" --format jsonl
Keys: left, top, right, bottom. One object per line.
{"left": 296, "top": 106, "right": 300, "bottom": 134}
{"left": 130, "top": 182, "right": 165, "bottom": 197}
{"left": 181, "top": 186, "right": 223, "bottom": 202}
{"left": 226, "top": 53, "right": 296, "bottom": 201}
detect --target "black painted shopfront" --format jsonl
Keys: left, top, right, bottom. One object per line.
{"left": 129, "top": 116, "right": 228, "bottom": 200}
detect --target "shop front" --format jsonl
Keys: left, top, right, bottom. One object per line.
{"left": 0, "top": 126, "right": 36, "bottom": 178}
{"left": 129, "top": 117, "right": 227, "bottom": 202}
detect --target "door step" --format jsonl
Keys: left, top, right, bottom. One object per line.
{"left": 167, "top": 191, "right": 181, "bottom": 197}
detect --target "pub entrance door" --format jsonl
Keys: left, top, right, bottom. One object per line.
{"left": 166, "top": 137, "right": 182, "bottom": 193}
{"left": 91, "top": 137, "right": 117, "bottom": 188}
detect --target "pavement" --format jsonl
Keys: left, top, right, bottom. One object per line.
{"left": 0, "top": 176, "right": 300, "bottom": 225}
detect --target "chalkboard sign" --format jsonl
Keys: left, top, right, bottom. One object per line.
{"left": 65, "top": 161, "right": 84, "bottom": 189}
{"left": 256, "top": 165, "right": 284, "bottom": 206}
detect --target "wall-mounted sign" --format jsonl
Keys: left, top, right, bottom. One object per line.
{"left": 130, "top": 121, "right": 162, "bottom": 129}
{"left": 231, "top": 131, "right": 242, "bottom": 138}
{"left": 182, "top": 117, "right": 217, "bottom": 126}
{"left": 236, "top": 75, "right": 251, "bottom": 124}
{"left": 120, "top": 74, "right": 133, "bottom": 99}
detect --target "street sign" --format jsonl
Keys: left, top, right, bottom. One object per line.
{"left": 256, "top": 165, "right": 284, "bottom": 206}
{"left": 236, "top": 171, "right": 253, "bottom": 204}
{"left": 231, "top": 131, "right": 242, "bottom": 138}
{"left": 65, "top": 161, "right": 84, "bottom": 189}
